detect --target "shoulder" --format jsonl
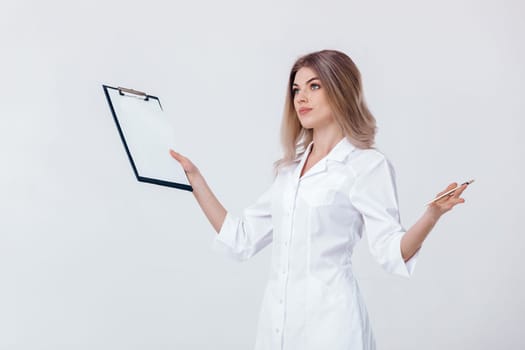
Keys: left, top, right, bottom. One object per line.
{"left": 344, "top": 147, "right": 393, "bottom": 177}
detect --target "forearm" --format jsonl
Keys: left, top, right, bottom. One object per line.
{"left": 187, "top": 170, "right": 227, "bottom": 234}
{"left": 400, "top": 208, "right": 441, "bottom": 262}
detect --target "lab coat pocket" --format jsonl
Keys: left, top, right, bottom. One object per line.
{"left": 299, "top": 171, "right": 348, "bottom": 207}
{"left": 305, "top": 277, "right": 354, "bottom": 348}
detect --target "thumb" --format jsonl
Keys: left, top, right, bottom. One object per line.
{"left": 169, "top": 149, "right": 181, "bottom": 160}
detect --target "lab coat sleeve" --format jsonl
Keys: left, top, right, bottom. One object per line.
{"left": 349, "top": 155, "right": 419, "bottom": 278}
{"left": 211, "top": 180, "right": 275, "bottom": 261}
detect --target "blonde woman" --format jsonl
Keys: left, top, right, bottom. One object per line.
{"left": 169, "top": 50, "right": 468, "bottom": 350}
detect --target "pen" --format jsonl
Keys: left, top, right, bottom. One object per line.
{"left": 425, "top": 179, "right": 475, "bottom": 206}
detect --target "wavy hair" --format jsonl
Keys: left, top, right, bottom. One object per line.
{"left": 273, "top": 50, "right": 377, "bottom": 175}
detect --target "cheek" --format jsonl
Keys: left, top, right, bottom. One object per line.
{"left": 319, "top": 105, "right": 333, "bottom": 118}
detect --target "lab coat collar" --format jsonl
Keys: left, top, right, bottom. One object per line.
{"left": 325, "top": 136, "right": 356, "bottom": 163}
{"left": 294, "top": 136, "right": 356, "bottom": 163}
{"left": 294, "top": 136, "right": 356, "bottom": 180}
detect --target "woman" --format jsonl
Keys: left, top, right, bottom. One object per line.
{"left": 169, "top": 50, "right": 467, "bottom": 350}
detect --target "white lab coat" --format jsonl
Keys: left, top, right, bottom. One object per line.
{"left": 212, "top": 137, "right": 419, "bottom": 350}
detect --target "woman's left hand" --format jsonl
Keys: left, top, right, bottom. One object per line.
{"left": 427, "top": 182, "right": 468, "bottom": 219}
{"left": 401, "top": 182, "right": 469, "bottom": 261}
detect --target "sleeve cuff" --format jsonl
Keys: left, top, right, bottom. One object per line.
{"left": 386, "top": 233, "right": 420, "bottom": 278}
{"left": 211, "top": 212, "right": 242, "bottom": 259}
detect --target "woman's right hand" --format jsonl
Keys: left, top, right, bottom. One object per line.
{"left": 169, "top": 149, "right": 227, "bottom": 233}
{"left": 169, "top": 149, "right": 200, "bottom": 178}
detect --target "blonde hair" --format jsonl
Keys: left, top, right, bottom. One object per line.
{"left": 273, "top": 50, "right": 377, "bottom": 175}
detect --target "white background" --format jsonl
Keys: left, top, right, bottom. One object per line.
{"left": 1, "top": 0, "right": 523, "bottom": 349}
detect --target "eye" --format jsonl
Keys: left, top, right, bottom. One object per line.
{"left": 292, "top": 88, "right": 299, "bottom": 95}
{"left": 310, "top": 83, "right": 321, "bottom": 90}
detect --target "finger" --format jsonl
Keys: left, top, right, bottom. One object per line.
{"left": 450, "top": 196, "right": 466, "bottom": 207}
{"left": 436, "top": 182, "right": 457, "bottom": 197}
{"left": 452, "top": 183, "right": 468, "bottom": 198}
{"left": 169, "top": 149, "right": 182, "bottom": 159}
{"left": 449, "top": 198, "right": 466, "bottom": 209}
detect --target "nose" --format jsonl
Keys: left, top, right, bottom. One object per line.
{"left": 295, "top": 89, "right": 308, "bottom": 103}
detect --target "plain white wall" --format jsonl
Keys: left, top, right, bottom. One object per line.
{"left": 1, "top": 0, "right": 523, "bottom": 349}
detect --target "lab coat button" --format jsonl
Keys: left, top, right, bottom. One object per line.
{"left": 275, "top": 328, "right": 280, "bottom": 333}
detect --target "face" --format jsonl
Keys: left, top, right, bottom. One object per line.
{"left": 292, "top": 66, "right": 334, "bottom": 130}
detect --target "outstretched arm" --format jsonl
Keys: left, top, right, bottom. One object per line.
{"left": 401, "top": 182, "right": 468, "bottom": 261}
{"left": 169, "top": 149, "right": 226, "bottom": 234}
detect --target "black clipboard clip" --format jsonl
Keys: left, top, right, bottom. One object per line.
{"left": 118, "top": 86, "right": 150, "bottom": 101}
{"left": 116, "top": 86, "right": 163, "bottom": 111}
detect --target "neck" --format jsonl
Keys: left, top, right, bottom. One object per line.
{"left": 311, "top": 125, "right": 344, "bottom": 157}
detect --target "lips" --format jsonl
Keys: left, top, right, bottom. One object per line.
{"left": 298, "top": 107, "right": 313, "bottom": 115}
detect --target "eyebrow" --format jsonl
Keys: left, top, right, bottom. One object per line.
{"left": 292, "top": 77, "right": 320, "bottom": 86}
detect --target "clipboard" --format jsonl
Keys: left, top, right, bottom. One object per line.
{"left": 102, "top": 85, "right": 192, "bottom": 192}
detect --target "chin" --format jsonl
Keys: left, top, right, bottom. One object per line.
{"left": 299, "top": 122, "right": 314, "bottom": 130}
{"left": 298, "top": 117, "right": 317, "bottom": 129}
{"left": 300, "top": 115, "right": 335, "bottom": 131}
{"left": 299, "top": 120, "right": 322, "bottom": 130}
